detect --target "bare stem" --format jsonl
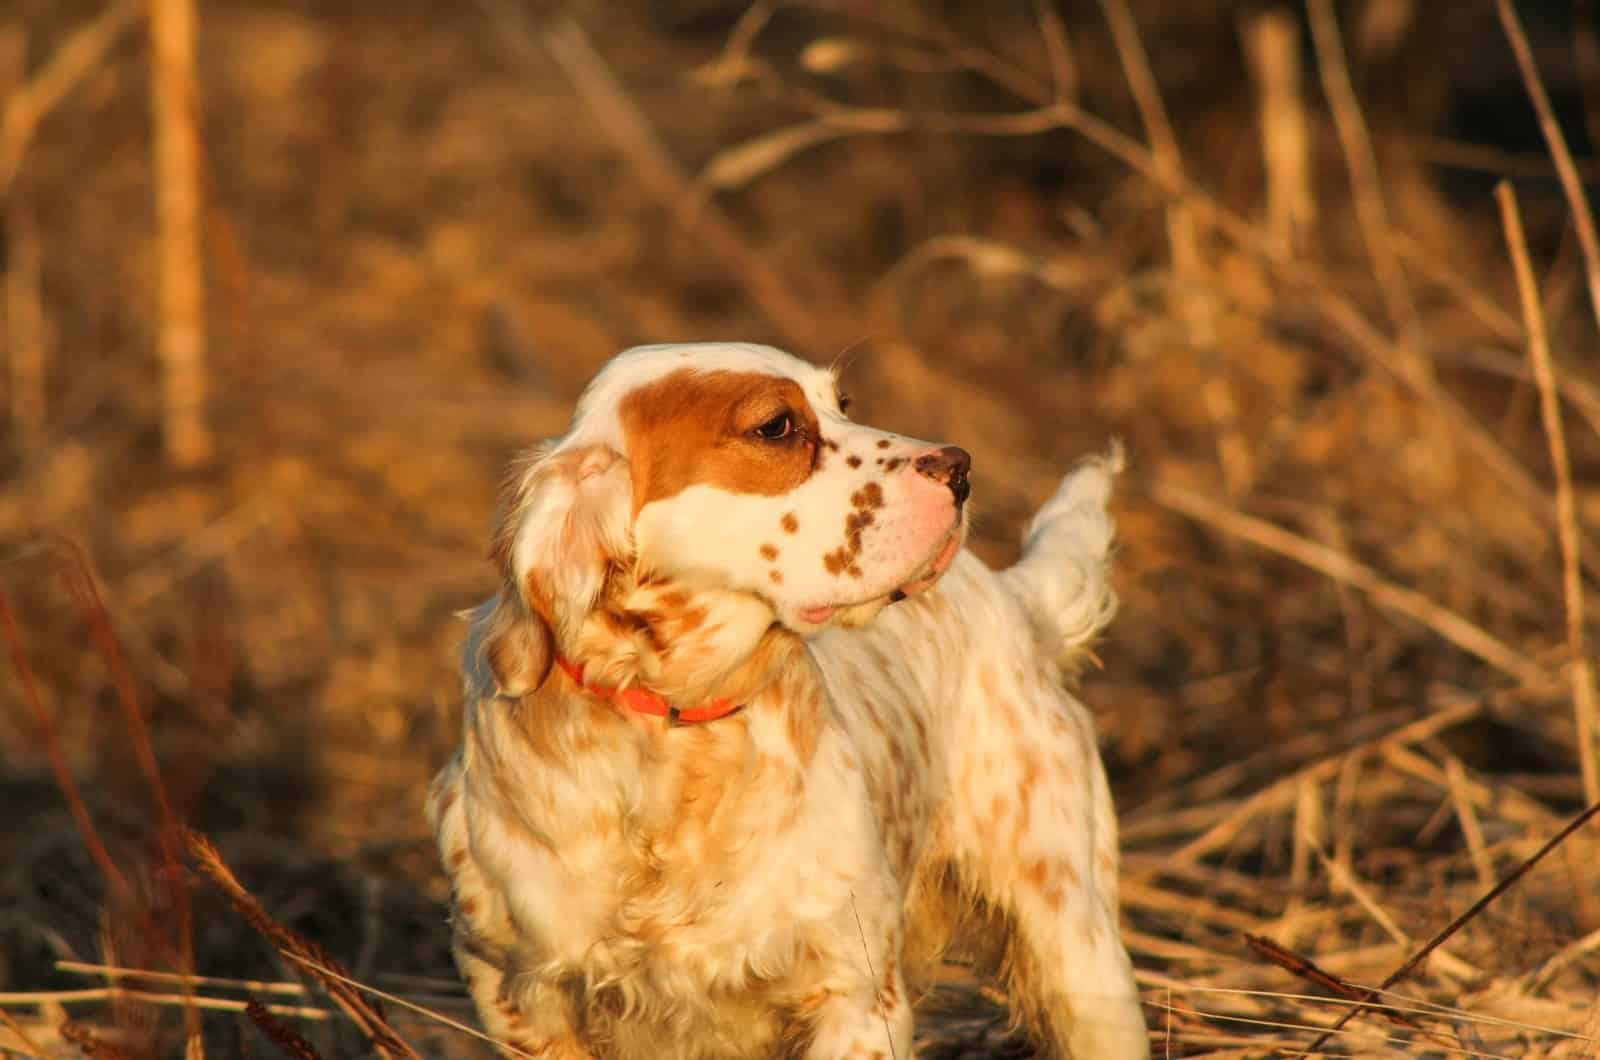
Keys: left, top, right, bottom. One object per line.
{"left": 1497, "top": 181, "right": 1600, "bottom": 806}
{"left": 149, "top": 0, "right": 211, "bottom": 468}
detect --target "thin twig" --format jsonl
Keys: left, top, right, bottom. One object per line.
{"left": 1099, "top": 0, "right": 1198, "bottom": 276}
{"left": 1244, "top": 935, "right": 1421, "bottom": 1030}
{"left": 848, "top": 892, "right": 898, "bottom": 1060}
{"left": 1031, "top": 0, "right": 1077, "bottom": 102}
{"left": 1442, "top": 754, "right": 1497, "bottom": 891}
{"left": 0, "top": 986, "right": 330, "bottom": 1020}
{"left": 1497, "top": 0, "right": 1600, "bottom": 340}
{"left": 57, "top": 961, "right": 311, "bottom": 997}
{"left": 0, "top": 591, "right": 131, "bottom": 896}
{"left": 0, "top": 0, "right": 141, "bottom": 195}
{"left": 55, "top": 543, "right": 198, "bottom": 1022}
{"left": 1306, "top": 0, "right": 1423, "bottom": 360}
{"left": 1303, "top": 796, "right": 1600, "bottom": 1054}
{"left": 1498, "top": 179, "right": 1600, "bottom": 806}
{"left": 1150, "top": 482, "right": 1551, "bottom": 688}
{"left": 282, "top": 956, "right": 544, "bottom": 1060}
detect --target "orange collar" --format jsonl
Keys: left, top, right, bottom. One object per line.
{"left": 555, "top": 656, "right": 743, "bottom": 725}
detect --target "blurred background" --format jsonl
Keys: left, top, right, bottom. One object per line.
{"left": 3, "top": 0, "right": 1600, "bottom": 1055}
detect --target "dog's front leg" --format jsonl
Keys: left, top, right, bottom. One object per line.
{"left": 451, "top": 943, "right": 591, "bottom": 1060}
{"left": 801, "top": 948, "right": 912, "bottom": 1060}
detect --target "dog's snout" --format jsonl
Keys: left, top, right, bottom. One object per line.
{"left": 914, "top": 446, "right": 972, "bottom": 506}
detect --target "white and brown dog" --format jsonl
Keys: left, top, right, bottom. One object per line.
{"left": 428, "top": 343, "right": 1148, "bottom": 1059}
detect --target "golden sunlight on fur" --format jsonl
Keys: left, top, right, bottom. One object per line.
{"left": 427, "top": 342, "right": 1148, "bottom": 1059}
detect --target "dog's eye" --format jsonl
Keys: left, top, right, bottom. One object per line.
{"left": 837, "top": 392, "right": 852, "bottom": 414}
{"left": 753, "top": 412, "right": 795, "bottom": 441}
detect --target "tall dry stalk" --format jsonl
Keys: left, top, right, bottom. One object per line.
{"left": 1497, "top": 181, "right": 1600, "bottom": 807}
{"left": 1097, "top": 0, "right": 1197, "bottom": 278}
{"left": 149, "top": 0, "right": 210, "bottom": 469}
{"left": 1244, "top": 9, "right": 1315, "bottom": 257}
{"left": 1305, "top": 0, "right": 1423, "bottom": 365}
{"left": 1497, "top": 0, "right": 1600, "bottom": 342}
{"left": 3, "top": 200, "right": 45, "bottom": 445}
{"left": 1, "top": 28, "right": 46, "bottom": 445}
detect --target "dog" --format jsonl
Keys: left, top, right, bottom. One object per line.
{"left": 427, "top": 342, "right": 1148, "bottom": 1059}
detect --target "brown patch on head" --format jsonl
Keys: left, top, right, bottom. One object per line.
{"left": 877, "top": 439, "right": 891, "bottom": 449}
{"left": 846, "top": 455, "right": 862, "bottom": 469}
{"left": 759, "top": 543, "right": 779, "bottom": 561}
{"left": 769, "top": 569, "right": 782, "bottom": 584}
{"left": 883, "top": 457, "right": 904, "bottom": 472}
{"left": 781, "top": 512, "right": 799, "bottom": 533}
{"left": 619, "top": 368, "right": 821, "bottom": 513}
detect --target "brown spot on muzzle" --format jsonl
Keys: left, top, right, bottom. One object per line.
{"left": 823, "top": 485, "right": 883, "bottom": 577}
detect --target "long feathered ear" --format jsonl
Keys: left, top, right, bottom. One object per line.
{"left": 463, "top": 593, "right": 551, "bottom": 700}
{"left": 489, "top": 443, "right": 633, "bottom": 651}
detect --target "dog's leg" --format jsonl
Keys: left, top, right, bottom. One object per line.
{"left": 946, "top": 666, "right": 1149, "bottom": 1059}
{"left": 801, "top": 952, "right": 913, "bottom": 1060}
{"left": 430, "top": 757, "right": 591, "bottom": 1059}
{"left": 454, "top": 942, "right": 591, "bottom": 1060}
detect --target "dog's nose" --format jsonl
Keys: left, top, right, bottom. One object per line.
{"left": 914, "top": 446, "right": 972, "bottom": 506}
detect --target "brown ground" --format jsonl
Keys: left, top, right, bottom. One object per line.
{"left": 2, "top": 1, "right": 1599, "bottom": 1056}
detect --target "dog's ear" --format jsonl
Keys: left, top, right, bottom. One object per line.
{"left": 491, "top": 443, "right": 633, "bottom": 647}
{"left": 463, "top": 592, "right": 552, "bottom": 700}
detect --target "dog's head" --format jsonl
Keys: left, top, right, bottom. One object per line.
{"left": 471, "top": 343, "right": 969, "bottom": 701}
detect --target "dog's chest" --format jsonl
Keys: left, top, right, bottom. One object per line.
{"left": 502, "top": 715, "right": 881, "bottom": 983}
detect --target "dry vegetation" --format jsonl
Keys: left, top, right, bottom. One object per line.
{"left": 2, "top": 0, "right": 1600, "bottom": 1056}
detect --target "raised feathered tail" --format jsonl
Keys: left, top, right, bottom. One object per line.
{"left": 998, "top": 444, "right": 1123, "bottom": 670}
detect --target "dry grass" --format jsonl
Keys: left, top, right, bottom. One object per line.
{"left": 2, "top": 1, "right": 1600, "bottom": 1056}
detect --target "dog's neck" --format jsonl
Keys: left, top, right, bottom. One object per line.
{"left": 565, "top": 575, "right": 788, "bottom": 711}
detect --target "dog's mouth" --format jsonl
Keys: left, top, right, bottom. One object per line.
{"left": 890, "top": 530, "right": 963, "bottom": 600}
{"left": 795, "top": 528, "right": 964, "bottom": 627}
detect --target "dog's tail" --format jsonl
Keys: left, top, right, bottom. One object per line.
{"left": 998, "top": 444, "right": 1122, "bottom": 670}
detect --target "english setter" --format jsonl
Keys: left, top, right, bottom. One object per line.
{"left": 428, "top": 343, "right": 1148, "bottom": 1059}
